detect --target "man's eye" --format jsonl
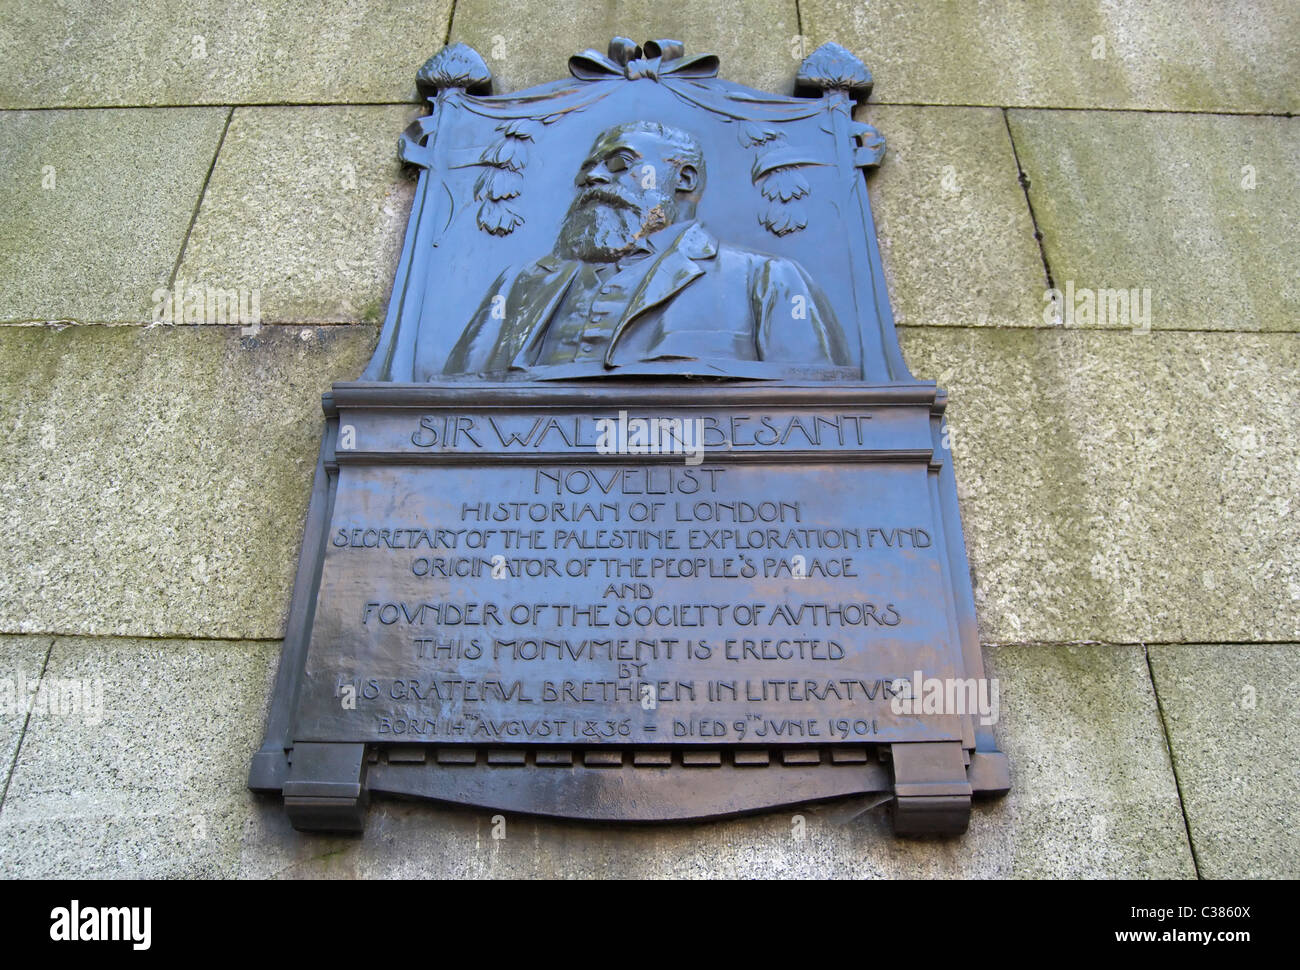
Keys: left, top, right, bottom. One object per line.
{"left": 605, "top": 153, "right": 631, "bottom": 173}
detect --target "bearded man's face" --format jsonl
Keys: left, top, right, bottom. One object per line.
{"left": 556, "top": 130, "right": 685, "bottom": 262}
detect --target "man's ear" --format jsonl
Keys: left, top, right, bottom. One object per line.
{"left": 676, "top": 163, "right": 698, "bottom": 193}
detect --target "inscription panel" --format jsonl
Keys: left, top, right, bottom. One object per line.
{"left": 294, "top": 434, "right": 968, "bottom": 746}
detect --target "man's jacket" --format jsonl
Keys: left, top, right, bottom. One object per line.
{"left": 443, "top": 221, "right": 850, "bottom": 377}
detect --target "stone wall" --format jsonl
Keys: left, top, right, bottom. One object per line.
{"left": 0, "top": 1, "right": 1295, "bottom": 878}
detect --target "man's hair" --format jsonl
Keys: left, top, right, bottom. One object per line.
{"left": 605, "top": 121, "right": 706, "bottom": 188}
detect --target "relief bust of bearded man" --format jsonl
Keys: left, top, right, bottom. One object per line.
{"left": 443, "top": 121, "right": 851, "bottom": 379}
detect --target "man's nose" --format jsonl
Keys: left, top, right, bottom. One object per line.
{"left": 579, "top": 163, "right": 612, "bottom": 186}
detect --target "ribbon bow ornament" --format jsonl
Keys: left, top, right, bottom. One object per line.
{"left": 569, "top": 37, "right": 719, "bottom": 82}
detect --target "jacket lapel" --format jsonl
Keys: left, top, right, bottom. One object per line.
{"left": 504, "top": 258, "right": 580, "bottom": 370}
{"left": 604, "top": 222, "right": 718, "bottom": 367}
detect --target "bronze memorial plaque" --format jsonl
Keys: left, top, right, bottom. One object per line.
{"left": 249, "top": 37, "right": 1010, "bottom": 835}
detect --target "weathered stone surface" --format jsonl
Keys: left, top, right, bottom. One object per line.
{"left": 0, "top": 1, "right": 453, "bottom": 108}
{"left": 900, "top": 327, "right": 1300, "bottom": 645}
{"left": 450, "top": 0, "right": 803, "bottom": 96}
{"left": 176, "top": 106, "right": 419, "bottom": 325}
{"left": 0, "top": 639, "right": 1192, "bottom": 877}
{"left": 0, "top": 636, "right": 52, "bottom": 792}
{"left": 0, "top": 636, "right": 278, "bottom": 878}
{"left": 802, "top": 0, "right": 1300, "bottom": 113}
{"left": 969, "top": 643, "right": 1193, "bottom": 877}
{"left": 1149, "top": 644, "right": 1300, "bottom": 878}
{"left": 862, "top": 105, "right": 1045, "bottom": 328}
{"left": 0, "top": 107, "right": 228, "bottom": 324}
{"left": 1009, "top": 110, "right": 1300, "bottom": 332}
{"left": 0, "top": 324, "right": 376, "bottom": 640}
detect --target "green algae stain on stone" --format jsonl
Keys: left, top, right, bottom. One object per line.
{"left": 899, "top": 327, "right": 1300, "bottom": 645}
{"left": 861, "top": 105, "right": 1046, "bottom": 329}
{"left": 1009, "top": 110, "right": 1299, "bottom": 333}
{"left": 177, "top": 106, "right": 420, "bottom": 326}
{"left": 801, "top": 0, "right": 1299, "bottom": 112}
{"left": 0, "top": 325, "right": 377, "bottom": 641}
{"left": 0, "top": 108, "right": 228, "bottom": 324}
{"left": 1149, "top": 643, "right": 1300, "bottom": 879}
{"left": 0, "top": 0, "right": 456, "bottom": 109}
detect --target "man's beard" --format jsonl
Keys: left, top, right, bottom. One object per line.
{"left": 556, "top": 189, "right": 671, "bottom": 262}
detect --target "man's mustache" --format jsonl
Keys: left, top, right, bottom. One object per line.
{"left": 574, "top": 187, "right": 638, "bottom": 211}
